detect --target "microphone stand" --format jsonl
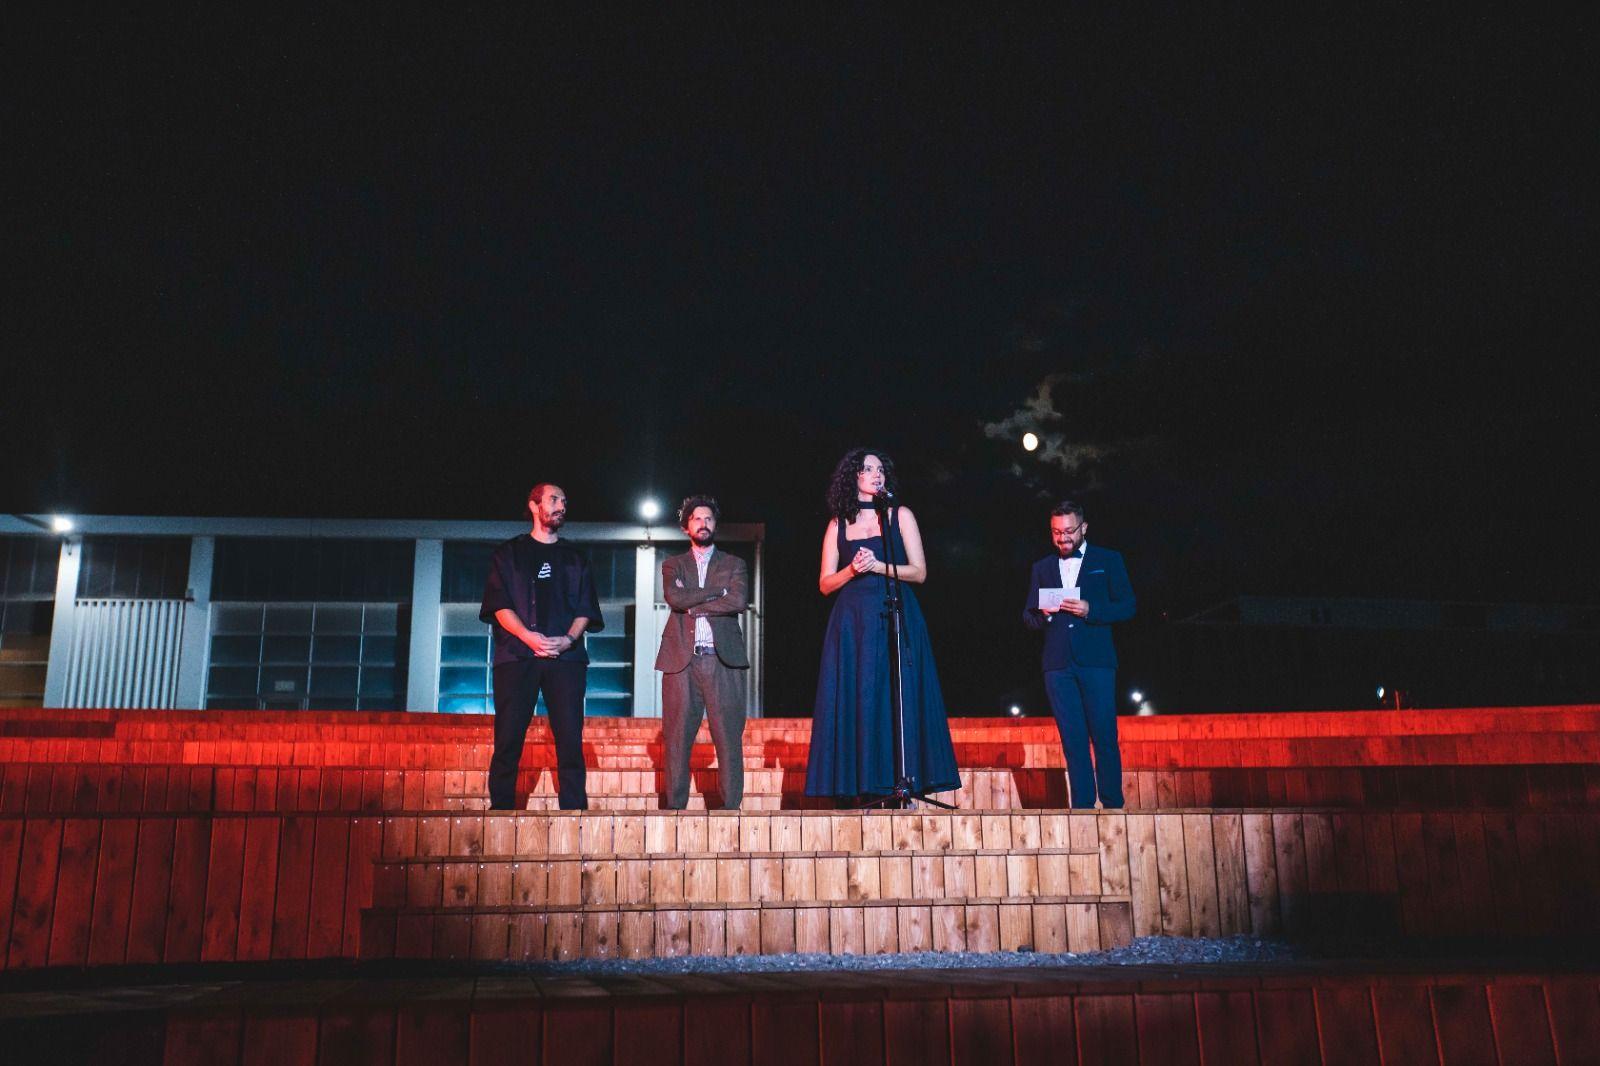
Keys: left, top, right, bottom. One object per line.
{"left": 867, "top": 494, "right": 955, "bottom": 811}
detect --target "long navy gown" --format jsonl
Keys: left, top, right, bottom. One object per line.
{"left": 805, "top": 515, "right": 961, "bottom": 798}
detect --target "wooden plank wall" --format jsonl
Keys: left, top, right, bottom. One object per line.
{"left": 2, "top": 813, "right": 381, "bottom": 969}
{"left": 6, "top": 972, "right": 1597, "bottom": 1066}
{"left": 5, "top": 809, "right": 1600, "bottom": 971}
{"left": 1119, "top": 808, "right": 1600, "bottom": 941}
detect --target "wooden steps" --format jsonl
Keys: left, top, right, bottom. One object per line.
{"left": 376, "top": 849, "right": 1115, "bottom": 908}
{"left": 9, "top": 700, "right": 1600, "bottom": 827}
{"left": 6, "top": 805, "right": 1600, "bottom": 971}
{"left": 361, "top": 809, "right": 1140, "bottom": 961}
{"left": 360, "top": 896, "right": 1132, "bottom": 961}
{"left": 3, "top": 706, "right": 1599, "bottom": 974}
{"left": 7, "top": 708, "right": 1600, "bottom": 823}
{"left": 8, "top": 703, "right": 1600, "bottom": 735}
{"left": 5, "top": 760, "right": 1598, "bottom": 816}
{"left": 7, "top": 706, "right": 1600, "bottom": 762}
{"left": 509, "top": 761, "right": 1600, "bottom": 810}
{"left": 352, "top": 802, "right": 1600, "bottom": 964}
{"left": 368, "top": 811, "right": 1127, "bottom": 862}
{"left": 7, "top": 731, "right": 1600, "bottom": 768}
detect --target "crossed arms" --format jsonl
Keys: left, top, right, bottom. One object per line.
{"left": 664, "top": 555, "right": 749, "bottom": 617}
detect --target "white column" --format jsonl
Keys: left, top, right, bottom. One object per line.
{"left": 406, "top": 539, "right": 443, "bottom": 712}
{"left": 41, "top": 537, "right": 82, "bottom": 708}
{"left": 174, "top": 536, "right": 215, "bottom": 709}
{"left": 631, "top": 542, "right": 661, "bottom": 717}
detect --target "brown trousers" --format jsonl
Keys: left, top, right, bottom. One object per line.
{"left": 661, "top": 651, "right": 747, "bottom": 809}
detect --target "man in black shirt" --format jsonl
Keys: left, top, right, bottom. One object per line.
{"left": 480, "top": 483, "right": 604, "bottom": 810}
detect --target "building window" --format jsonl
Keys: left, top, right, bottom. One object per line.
{"left": 206, "top": 602, "right": 405, "bottom": 710}
{"left": 77, "top": 536, "right": 190, "bottom": 599}
{"left": 437, "top": 541, "right": 636, "bottom": 715}
{"left": 437, "top": 603, "right": 500, "bottom": 715}
{"left": 1, "top": 536, "right": 60, "bottom": 600}
{"left": 440, "top": 541, "right": 497, "bottom": 605}
{"left": 213, "top": 537, "right": 414, "bottom": 602}
{"left": 442, "top": 540, "right": 637, "bottom": 602}
{"left": 0, "top": 537, "right": 59, "bottom": 707}
{"left": 0, "top": 600, "right": 53, "bottom": 707}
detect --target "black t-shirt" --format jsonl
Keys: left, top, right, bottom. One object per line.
{"left": 479, "top": 535, "right": 605, "bottom": 665}
{"left": 525, "top": 539, "right": 559, "bottom": 633}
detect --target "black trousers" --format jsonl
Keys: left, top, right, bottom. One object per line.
{"left": 490, "top": 658, "right": 588, "bottom": 810}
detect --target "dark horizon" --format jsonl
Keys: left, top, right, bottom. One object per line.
{"left": 7, "top": 9, "right": 1596, "bottom": 714}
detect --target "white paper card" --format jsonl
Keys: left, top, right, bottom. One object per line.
{"left": 1039, "top": 587, "right": 1079, "bottom": 611}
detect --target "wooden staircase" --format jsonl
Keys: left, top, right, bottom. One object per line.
{"left": 3, "top": 705, "right": 1599, "bottom": 972}
{"left": 8, "top": 706, "right": 1599, "bottom": 815}
{"left": 359, "top": 810, "right": 1135, "bottom": 962}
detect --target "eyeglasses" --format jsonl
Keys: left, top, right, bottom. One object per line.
{"left": 1055, "top": 525, "right": 1084, "bottom": 537}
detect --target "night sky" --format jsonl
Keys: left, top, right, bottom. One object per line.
{"left": 8, "top": 10, "right": 1596, "bottom": 712}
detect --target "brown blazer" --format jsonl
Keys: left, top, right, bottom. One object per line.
{"left": 654, "top": 548, "right": 750, "bottom": 672}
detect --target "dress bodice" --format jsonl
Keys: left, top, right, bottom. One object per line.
{"left": 835, "top": 514, "right": 910, "bottom": 570}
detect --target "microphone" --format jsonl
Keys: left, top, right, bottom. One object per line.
{"left": 871, "top": 490, "right": 895, "bottom": 511}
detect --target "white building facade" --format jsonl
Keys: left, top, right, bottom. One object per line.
{"left": 0, "top": 515, "right": 765, "bottom": 717}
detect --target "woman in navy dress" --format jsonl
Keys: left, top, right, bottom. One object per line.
{"left": 805, "top": 448, "right": 960, "bottom": 801}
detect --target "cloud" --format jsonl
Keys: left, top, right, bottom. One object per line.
{"left": 982, "top": 373, "right": 1111, "bottom": 475}
{"left": 981, "top": 374, "right": 1064, "bottom": 437}
{"left": 1034, "top": 437, "right": 1111, "bottom": 473}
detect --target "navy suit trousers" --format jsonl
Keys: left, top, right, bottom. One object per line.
{"left": 1044, "top": 665, "right": 1124, "bottom": 809}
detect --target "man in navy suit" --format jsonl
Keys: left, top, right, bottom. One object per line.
{"left": 1023, "top": 499, "right": 1136, "bottom": 808}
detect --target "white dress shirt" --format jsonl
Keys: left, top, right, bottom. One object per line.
{"left": 1058, "top": 541, "right": 1086, "bottom": 590}
{"left": 691, "top": 544, "right": 716, "bottom": 651}
{"left": 1050, "top": 542, "right": 1086, "bottom": 625}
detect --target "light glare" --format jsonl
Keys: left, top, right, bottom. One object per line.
{"left": 51, "top": 515, "right": 74, "bottom": 533}
{"left": 639, "top": 499, "right": 662, "bottom": 521}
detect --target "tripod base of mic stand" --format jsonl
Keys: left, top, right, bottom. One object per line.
{"left": 860, "top": 778, "right": 958, "bottom": 811}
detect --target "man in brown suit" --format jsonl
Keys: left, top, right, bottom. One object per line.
{"left": 655, "top": 495, "right": 750, "bottom": 809}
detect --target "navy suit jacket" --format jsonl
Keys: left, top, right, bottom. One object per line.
{"left": 1022, "top": 545, "right": 1136, "bottom": 672}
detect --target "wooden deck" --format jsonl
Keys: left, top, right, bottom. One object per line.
{"left": 2, "top": 706, "right": 1598, "bottom": 972}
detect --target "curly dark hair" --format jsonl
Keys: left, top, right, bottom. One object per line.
{"left": 677, "top": 494, "right": 721, "bottom": 528}
{"left": 825, "top": 447, "right": 898, "bottom": 523}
